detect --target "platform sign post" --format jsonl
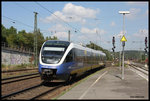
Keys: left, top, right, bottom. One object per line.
{"left": 119, "top": 11, "right": 129, "bottom": 80}
{"left": 121, "top": 35, "right": 127, "bottom": 80}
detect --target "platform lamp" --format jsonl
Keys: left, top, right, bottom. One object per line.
{"left": 119, "top": 11, "right": 130, "bottom": 80}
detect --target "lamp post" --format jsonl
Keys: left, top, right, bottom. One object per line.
{"left": 119, "top": 11, "right": 130, "bottom": 35}
{"left": 119, "top": 11, "right": 130, "bottom": 80}
{"left": 67, "top": 16, "right": 78, "bottom": 42}
{"left": 94, "top": 18, "right": 101, "bottom": 46}
{"left": 34, "top": 12, "right": 38, "bottom": 67}
{"left": 68, "top": 16, "right": 73, "bottom": 42}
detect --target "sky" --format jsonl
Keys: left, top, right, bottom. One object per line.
{"left": 2, "top": 1, "right": 149, "bottom": 52}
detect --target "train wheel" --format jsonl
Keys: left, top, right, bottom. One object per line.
{"left": 64, "top": 74, "right": 72, "bottom": 85}
{"left": 42, "top": 80, "right": 49, "bottom": 85}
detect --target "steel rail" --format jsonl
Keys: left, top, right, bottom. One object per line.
{"left": 2, "top": 68, "right": 38, "bottom": 73}
{"left": 30, "top": 85, "right": 63, "bottom": 100}
{"left": 130, "top": 63, "right": 148, "bottom": 71}
{"left": 2, "top": 66, "right": 105, "bottom": 100}
{"left": 2, "top": 75, "right": 40, "bottom": 85}
{"left": 2, "top": 72, "right": 39, "bottom": 81}
{"left": 1, "top": 84, "right": 42, "bottom": 99}
{"left": 129, "top": 64, "right": 148, "bottom": 75}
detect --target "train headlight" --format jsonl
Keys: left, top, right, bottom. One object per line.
{"left": 68, "top": 66, "right": 72, "bottom": 69}
{"left": 42, "top": 69, "right": 53, "bottom": 75}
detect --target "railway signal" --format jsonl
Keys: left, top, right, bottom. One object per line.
{"left": 112, "top": 48, "right": 114, "bottom": 52}
{"left": 144, "top": 48, "right": 147, "bottom": 53}
{"left": 112, "top": 36, "right": 116, "bottom": 61}
{"left": 145, "top": 37, "right": 147, "bottom": 46}
{"left": 112, "top": 36, "right": 115, "bottom": 45}
{"left": 144, "top": 37, "right": 148, "bottom": 53}
{"left": 112, "top": 36, "right": 116, "bottom": 52}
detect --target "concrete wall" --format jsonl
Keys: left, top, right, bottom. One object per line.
{"left": 1, "top": 48, "right": 34, "bottom": 65}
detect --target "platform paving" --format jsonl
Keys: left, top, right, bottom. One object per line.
{"left": 57, "top": 66, "right": 148, "bottom": 100}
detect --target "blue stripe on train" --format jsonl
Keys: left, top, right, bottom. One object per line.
{"left": 39, "top": 62, "right": 76, "bottom": 75}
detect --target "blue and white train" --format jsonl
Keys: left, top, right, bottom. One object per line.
{"left": 39, "top": 40, "right": 106, "bottom": 82}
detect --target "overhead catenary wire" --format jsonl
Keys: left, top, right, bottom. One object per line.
{"left": 14, "top": 2, "right": 92, "bottom": 43}
{"left": 35, "top": 2, "right": 93, "bottom": 44}
{"left": 2, "top": 15, "right": 101, "bottom": 49}
{"left": 2, "top": 15, "right": 53, "bottom": 36}
{"left": 35, "top": 2, "right": 78, "bottom": 31}
{"left": 15, "top": 2, "right": 55, "bottom": 35}
{"left": 6, "top": 2, "right": 97, "bottom": 46}
{"left": 2, "top": 15, "right": 34, "bottom": 29}
{"left": 14, "top": 2, "right": 34, "bottom": 14}
{"left": 14, "top": 2, "right": 48, "bottom": 19}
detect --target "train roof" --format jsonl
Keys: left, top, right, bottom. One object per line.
{"left": 45, "top": 40, "right": 106, "bottom": 56}
{"left": 45, "top": 40, "right": 70, "bottom": 46}
{"left": 70, "top": 42, "right": 106, "bottom": 56}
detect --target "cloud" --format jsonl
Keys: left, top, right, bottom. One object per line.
{"left": 81, "top": 27, "right": 96, "bottom": 34}
{"left": 63, "top": 3, "right": 99, "bottom": 18}
{"left": 110, "top": 21, "right": 116, "bottom": 27}
{"left": 40, "top": 3, "right": 99, "bottom": 25}
{"left": 126, "top": 8, "right": 141, "bottom": 19}
{"left": 45, "top": 24, "right": 69, "bottom": 40}
{"left": 81, "top": 27, "right": 106, "bottom": 35}
{"left": 48, "top": 24, "right": 69, "bottom": 32}
{"left": 117, "top": 30, "right": 127, "bottom": 38}
{"left": 77, "top": 27, "right": 107, "bottom": 44}
{"left": 40, "top": 11, "right": 69, "bottom": 23}
{"left": 126, "top": 2, "right": 148, "bottom": 6}
{"left": 53, "top": 31, "right": 68, "bottom": 39}
{"left": 146, "top": 9, "right": 148, "bottom": 15}
{"left": 133, "top": 29, "right": 148, "bottom": 38}
{"left": 46, "top": 24, "right": 107, "bottom": 42}
{"left": 65, "top": 14, "right": 87, "bottom": 24}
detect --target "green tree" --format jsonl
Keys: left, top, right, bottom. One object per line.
{"left": 2, "top": 24, "right": 59, "bottom": 53}
{"left": 37, "top": 29, "right": 45, "bottom": 52}
{"left": 26, "top": 32, "right": 34, "bottom": 51}
{"left": 1, "top": 24, "right": 7, "bottom": 43}
{"left": 6, "top": 26, "right": 17, "bottom": 47}
{"left": 17, "top": 30, "right": 26, "bottom": 48}
{"left": 45, "top": 36, "right": 58, "bottom": 41}
{"left": 86, "top": 41, "right": 112, "bottom": 61}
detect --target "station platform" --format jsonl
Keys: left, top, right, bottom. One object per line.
{"left": 57, "top": 66, "right": 148, "bottom": 99}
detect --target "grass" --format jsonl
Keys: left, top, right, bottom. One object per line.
{"left": 2, "top": 70, "right": 38, "bottom": 79}
{"left": 1, "top": 63, "right": 38, "bottom": 79}
{"left": 1, "top": 63, "right": 35, "bottom": 71}
{"left": 114, "top": 62, "right": 128, "bottom": 68}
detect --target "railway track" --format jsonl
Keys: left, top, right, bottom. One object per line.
{"left": 128, "top": 62, "right": 148, "bottom": 81}
{"left": 2, "top": 83, "right": 42, "bottom": 99}
{"left": 129, "top": 62, "right": 148, "bottom": 71}
{"left": 2, "top": 66, "right": 105, "bottom": 100}
{"left": 2, "top": 72, "right": 40, "bottom": 84}
{"left": 2, "top": 68, "right": 38, "bottom": 73}
{"left": 2, "top": 81, "right": 71, "bottom": 100}
{"left": 2, "top": 68, "right": 38, "bottom": 79}
{"left": 2, "top": 75, "right": 69, "bottom": 100}
{"left": 128, "top": 64, "right": 148, "bottom": 75}
{"left": 1, "top": 72, "right": 41, "bottom": 97}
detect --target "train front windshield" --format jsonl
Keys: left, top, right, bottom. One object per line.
{"left": 41, "top": 41, "right": 70, "bottom": 64}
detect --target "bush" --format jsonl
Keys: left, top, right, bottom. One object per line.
{"left": 2, "top": 64, "right": 6, "bottom": 68}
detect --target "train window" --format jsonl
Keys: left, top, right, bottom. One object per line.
{"left": 65, "top": 50, "right": 73, "bottom": 62}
